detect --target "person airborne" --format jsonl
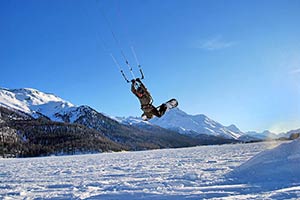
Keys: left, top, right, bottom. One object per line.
{"left": 131, "top": 78, "right": 168, "bottom": 120}
{"left": 100, "top": 8, "right": 177, "bottom": 120}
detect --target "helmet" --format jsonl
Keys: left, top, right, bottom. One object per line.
{"left": 137, "top": 87, "right": 144, "bottom": 94}
{"left": 134, "top": 81, "right": 140, "bottom": 89}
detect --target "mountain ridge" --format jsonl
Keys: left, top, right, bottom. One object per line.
{"left": 0, "top": 87, "right": 244, "bottom": 139}
{"left": 120, "top": 108, "right": 243, "bottom": 140}
{"left": 2, "top": 87, "right": 233, "bottom": 157}
{"left": 0, "top": 86, "right": 298, "bottom": 158}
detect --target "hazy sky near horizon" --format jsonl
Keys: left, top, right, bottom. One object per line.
{"left": 1, "top": 0, "right": 299, "bottom": 133}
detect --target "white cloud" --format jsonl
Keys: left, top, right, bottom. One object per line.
{"left": 290, "top": 68, "right": 300, "bottom": 74}
{"left": 196, "top": 35, "right": 236, "bottom": 51}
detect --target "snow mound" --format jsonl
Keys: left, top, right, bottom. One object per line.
{"left": 229, "top": 139, "right": 300, "bottom": 184}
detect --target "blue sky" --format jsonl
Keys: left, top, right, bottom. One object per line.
{"left": 0, "top": 0, "right": 299, "bottom": 133}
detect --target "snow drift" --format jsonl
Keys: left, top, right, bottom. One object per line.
{"left": 229, "top": 139, "right": 300, "bottom": 185}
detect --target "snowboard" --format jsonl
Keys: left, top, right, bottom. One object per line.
{"left": 162, "top": 98, "right": 178, "bottom": 111}
{"left": 141, "top": 98, "right": 178, "bottom": 121}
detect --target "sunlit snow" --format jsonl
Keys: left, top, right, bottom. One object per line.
{"left": 1, "top": 141, "right": 299, "bottom": 199}
{"left": 0, "top": 88, "right": 75, "bottom": 121}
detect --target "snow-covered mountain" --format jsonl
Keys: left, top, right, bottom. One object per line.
{"left": 285, "top": 128, "right": 300, "bottom": 138}
{"left": 151, "top": 108, "right": 243, "bottom": 139}
{"left": 119, "top": 108, "right": 243, "bottom": 140}
{"left": 244, "top": 130, "right": 279, "bottom": 140}
{"left": 1, "top": 87, "right": 235, "bottom": 141}
{"left": 1, "top": 87, "right": 211, "bottom": 154}
{"left": 0, "top": 87, "right": 101, "bottom": 124}
{"left": 0, "top": 87, "right": 76, "bottom": 121}
{"left": 226, "top": 124, "right": 243, "bottom": 135}
{"left": 2, "top": 87, "right": 295, "bottom": 142}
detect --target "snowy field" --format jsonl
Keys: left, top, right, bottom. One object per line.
{"left": 1, "top": 141, "right": 300, "bottom": 200}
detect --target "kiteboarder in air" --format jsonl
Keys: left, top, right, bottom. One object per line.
{"left": 100, "top": 5, "right": 178, "bottom": 120}
{"left": 131, "top": 78, "right": 178, "bottom": 120}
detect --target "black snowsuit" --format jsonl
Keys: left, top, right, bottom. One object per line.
{"left": 131, "top": 78, "right": 166, "bottom": 119}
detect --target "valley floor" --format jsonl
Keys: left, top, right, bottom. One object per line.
{"left": 1, "top": 141, "right": 299, "bottom": 199}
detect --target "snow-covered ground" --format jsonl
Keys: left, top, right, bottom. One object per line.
{"left": 1, "top": 141, "right": 299, "bottom": 200}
